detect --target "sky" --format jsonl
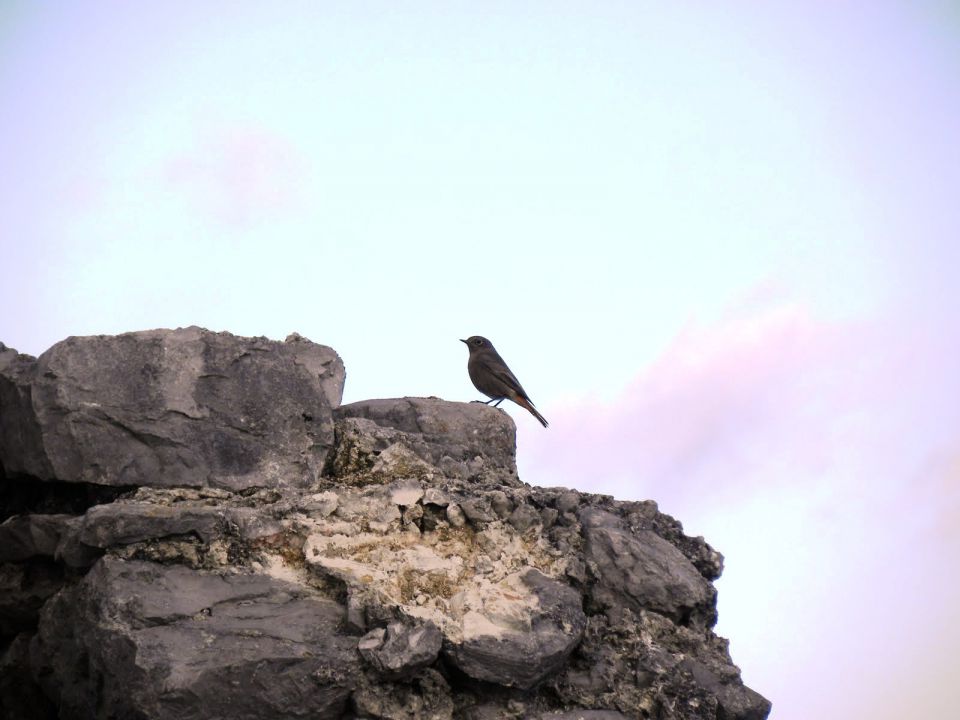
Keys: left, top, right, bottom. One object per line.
{"left": 2, "top": 2, "right": 959, "bottom": 718}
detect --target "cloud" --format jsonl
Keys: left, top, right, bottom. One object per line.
{"left": 523, "top": 294, "right": 960, "bottom": 719}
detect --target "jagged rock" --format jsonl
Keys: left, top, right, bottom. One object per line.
{"left": 0, "top": 330, "right": 770, "bottom": 720}
{"left": 358, "top": 620, "right": 442, "bottom": 678}
{"left": 443, "top": 569, "right": 587, "bottom": 689}
{"left": 579, "top": 508, "right": 715, "bottom": 625}
{"left": 29, "top": 557, "right": 359, "bottom": 719}
{"left": 331, "top": 397, "right": 518, "bottom": 483}
{"left": 352, "top": 668, "right": 454, "bottom": 720}
{"left": 0, "top": 328, "right": 344, "bottom": 490}
{"left": 0, "top": 514, "right": 75, "bottom": 562}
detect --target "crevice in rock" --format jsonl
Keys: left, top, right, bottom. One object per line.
{"left": 0, "top": 476, "right": 135, "bottom": 523}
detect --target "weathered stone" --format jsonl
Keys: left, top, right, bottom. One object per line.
{"left": 580, "top": 508, "right": 715, "bottom": 625}
{"left": 444, "top": 569, "right": 586, "bottom": 690}
{"left": 0, "top": 329, "right": 343, "bottom": 490}
{"left": 0, "top": 333, "right": 770, "bottom": 719}
{"left": 334, "top": 397, "right": 517, "bottom": 483}
{"left": 352, "top": 668, "right": 453, "bottom": 720}
{"left": 460, "top": 497, "right": 496, "bottom": 525}
{"left": 78, "top": 502, "right": 230, "bottom": 547}
{"left": 29, "top": 558, "right": 359, "bottom": 719}
{"left": 0, "top": 633, "right": 56, "bottom": 719}
{"left": 488, "top": 490, "right": 513, "bottom": 518}
{"left": 508, "top": 503, "right": 542, "bottom": 533}
{"left": 0, "top": 561, "right": 64, "bottom": 636}
{"left": 358, "top": 620, "right": 442, "bottom": 678}
{"left": 446, "top": 503, "right": 467, "bottom": 528}
{"left": 0, "top": 514, "right": 76, "bottom": 562}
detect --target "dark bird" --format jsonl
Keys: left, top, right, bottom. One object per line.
{"left": 460, "top": 336, "right": 548, "bottom": 428}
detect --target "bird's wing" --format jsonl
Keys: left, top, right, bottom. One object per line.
{"left": 479, "top": 355, "right": 530, "bottom": 399}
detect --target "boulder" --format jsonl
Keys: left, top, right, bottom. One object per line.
{"left": 579, "top": 508, "right": 715, "bottom": 626}
{"left": 443, "top": 569, "right": 586, "bottom": 690}
{"left": 330, "top": 397, "right": 517, "bottom": 484}
{"left": 358, "top": 620, "right": 443, "bottom": 679}
{"left": 0, "top": 329, "right": 344, "bottom": 490}
{"left": 29, "top": 558, "right": 360, "bottom": 720}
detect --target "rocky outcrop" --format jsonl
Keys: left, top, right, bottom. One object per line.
{"left": 0, "top": 329, "right": 343, "bottom": 491}
{"left": 0, "top": 329, "right": 770, "bottom": 720}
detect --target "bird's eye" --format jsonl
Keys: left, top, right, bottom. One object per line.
{"left": 474, "top": 339, "right": 482, "bottom": 345}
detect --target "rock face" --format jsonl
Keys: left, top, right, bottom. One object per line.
{"left": 0, "top": 329, "right": 344, "bottom": 491}
{"left": 0, "top": 330, "right": 771, "bottom": 720}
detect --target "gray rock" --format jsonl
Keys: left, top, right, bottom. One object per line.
{"left": 0, "top": 343, "right": 53, "bottom": 481}
{"left": 508, "top": 503, "right": 542, "bottom": 533}
{"left": 539, "top": 713, "right": 629, "bottom": 720}
{"left": 0, "top": 561, "right": 64, "bottom": 636}
{"left": 0, "top": 633, "right": 56, "bottom": 719}
{"left": 78, "top": 501, "right": 229, "bottom": 547}
{"left": 358, "top": 620, "right": 442, "bottom": 678}
{"left": 488, "top": 490, "right": 513, "bottom": 518}
{"left": 0, "top": 514, "right": 76, "bottom": 562}
{"left": 333, "top": 397, "right": 517, "bottom": 483}
{"left": 29, "top": 558, "right": 359, "bottom": 719}
{"left": 444, "top": 569, "right": 586, "bottom": 690}
{"left": 580, "top": 508, "right": 715, "bottom": 625}
{"left": 1, "top": 333, "right": 771, "bottom": 719}
{"left": 0, "top": 328, "right": 343, "bottom": 489}
{"left": 446, "top": 503, "right": 467, "bottom": 528}
{"left": 459, "top": 497, "right": 496, "bottom": 525}
{"left": 352, "top": 667, "right": 453, "bottom": 720}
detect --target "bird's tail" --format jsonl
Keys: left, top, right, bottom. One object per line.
{"left": 515, "top": 396, "right": 549, "bottom": 428}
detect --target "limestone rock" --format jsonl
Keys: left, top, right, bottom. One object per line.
{"left": 0, "top": 328, "right": 344, "bottom": 490}
{"left": 358, "top": 620, "right": 442, "bottom": 678}
{"left": 443, "top": 569, "right": 587, "bottom": 689}
{"left": 29, "top": 557, "right": 359, "bottom": 720}
{"left": 0, "top": 331, "right": 770, "bottom": 720}
{"left": 579, "top": 508, "right": 716, "bottom": 626}
{"left": 331, "top": 397, "right": 517, "bottom": 484}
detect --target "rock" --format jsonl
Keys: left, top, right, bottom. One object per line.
{"left": 0, "top": 514, "right": 76, "bottom": 562}
{"left": 0, "top": 633, "right": 56, "bottom": 719}
{"left": 78, "top": 501, "right": 228, "bottom": 547}
{"left": 358, "top": 620, "right": 443, "bottom": 678}
{"left": 539, "top": 713, "right": 629, "bottom": 720}
{"left": 0, "top": 561, "right": 64, "bottom": 636}
{"left": 579, "top": 508, "right": 715, "bottom": 625}
{"left": 0, "top": 331, "right": 770, "bottom": 719}
{"left": 508, "top": 503, "right": 542, "bottom": 533}
{"left": 333, "top": 397, "right": 517, "bottom": 483}
{"left": 29, "top": 558, "right": 359, "bottom": 719}
{"left": 446, "top": 503, "right": 467, "bottom": 528}
{"left": 443, "top": 569, "right": 587, "bottom": 690}
{"left": 0, "top": 328, "right": 343, "bottom": 490}
{"left": 352, "top": 668, "right": 454, "bottom": 720}
{"left": 459, "top": 497, "right": 496, "bottom": 526}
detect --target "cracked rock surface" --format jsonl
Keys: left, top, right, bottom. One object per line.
{"left": 0, "top": 329, "right": 770, "bottom": 720}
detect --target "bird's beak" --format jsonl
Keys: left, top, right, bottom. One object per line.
{"left": 459, "top": 339, "right": 468, "bottom": 344}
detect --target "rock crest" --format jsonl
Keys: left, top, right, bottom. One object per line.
{"left": 0, "top": 329, "right": 770, "bottom": 720}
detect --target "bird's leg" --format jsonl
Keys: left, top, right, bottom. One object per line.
{"left": 483, "top": 399, "right": 497, "bottom": 405}
{"left": 493, "top": 399, "right": 504, "bottom": 407}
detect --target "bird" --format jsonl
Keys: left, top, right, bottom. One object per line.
{"left": 460, "top": 336, "right": 548, "bottom": 428}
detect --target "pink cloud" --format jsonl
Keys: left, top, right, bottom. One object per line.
{"left": 524, "top": 297, "right": 960, "bottom": 719}
{"left": 161, "top": 126, "right": 307, "bottom": 226}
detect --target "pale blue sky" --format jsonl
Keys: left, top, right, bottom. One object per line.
{"left": 2, "top": 3, "right": 959, "bottom": 718}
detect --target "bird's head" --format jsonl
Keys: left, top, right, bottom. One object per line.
{"left": 460, "top": 336, "right": 492, "bottom": 353}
